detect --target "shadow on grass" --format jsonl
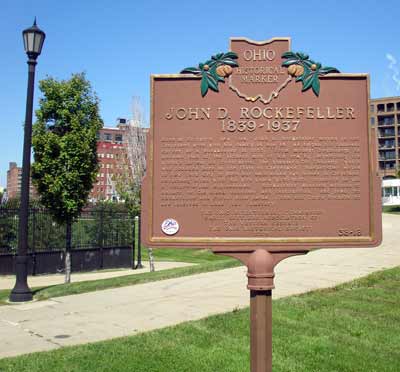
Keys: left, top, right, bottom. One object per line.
{"left": 0, "top": 284, "right": 59, "bottom": 305}
{"left": 382, "top": 205, "right": 400, "bottom": 214}
{"left": 32, "top": 285, "right": 58, "bottom": 296}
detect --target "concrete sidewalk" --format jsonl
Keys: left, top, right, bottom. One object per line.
{"left": 0, "top": 261, "right": 194, "bottom": 290}
{"left": 0, "top": 213, "right": 399, "bottom": 358}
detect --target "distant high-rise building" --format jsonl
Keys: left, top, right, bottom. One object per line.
{"left": 370, "top": 96, "right": 400, "bottom": 179}
{"left": 6, "top": 162, "right": 37, "bottom": 199}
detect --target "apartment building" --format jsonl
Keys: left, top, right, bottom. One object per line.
{"left": 370, "top": 96, "right": 400, "bottom": 178}
{"left": 90, "top": 119, "right": 128, "bottom": 202}
{"left": 90, "top": 118, "right": 148, "bottom": 202}
{"left": 6, "top": 162, "right": 37, "bottom": 199}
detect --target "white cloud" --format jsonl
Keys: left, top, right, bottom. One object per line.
{"left": 386, "top": 53, "right": 400, "bottom": 91}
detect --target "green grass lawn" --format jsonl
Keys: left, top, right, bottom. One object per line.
{"left": 0, "top": 267, "right": 399, "bottom": 372}
{"left": 140, "top": 246, "right": 232, "bottom": 263}
{"left": 0, "top": 248, "right": 240, "bottom": 305}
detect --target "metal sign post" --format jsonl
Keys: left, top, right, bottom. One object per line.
{"left": 216, "top": 250, "right": 307, "bottom": 371}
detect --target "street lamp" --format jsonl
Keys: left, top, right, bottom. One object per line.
{"left": 9, "top": 19, "right": 45, "bottom": 302}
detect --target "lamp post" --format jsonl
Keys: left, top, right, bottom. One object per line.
{"left": 9, "top": 19, "right": 45, "bottom": 302}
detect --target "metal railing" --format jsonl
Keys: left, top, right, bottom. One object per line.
{"left": 0, "top": 206, "right": 142, "bottom": 275}
{"left": 0, "top": 208, "right": 136, "bottom": 255}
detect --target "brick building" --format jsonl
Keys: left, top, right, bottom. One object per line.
{"left": 6, "top": 162, "right": 37, "bottom": 199}
{"left": 90, "top": 118, "right": 148, "bottom": 202}
{"left": 370, "top": 96, "right": 400, "bottom": 179}
{"left": 90, "top": 120, "right": 128, "bottom": 202}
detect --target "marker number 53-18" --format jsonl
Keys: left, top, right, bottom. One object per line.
{"left": 338, "top": 229, "right": 361, "bottom": 236}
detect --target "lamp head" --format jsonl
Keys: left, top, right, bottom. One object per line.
{"left": 22, "top": 18, "right": 46, "bottom": 60}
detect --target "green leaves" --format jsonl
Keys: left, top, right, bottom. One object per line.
{"left": 319, "top": 66, "right": 340, "bottom": 74}
{"left": 181, "top": 51, "right": 239, "bottom": 97}
{"left": 281, "top": 51, "right": 340, "bottom": 96}
{"left": 200, "top": 72, "right": 219, "bottom": 97}
{"left": 32, "top": 73, "right": 103, "bottom": 225}
{"left": 302, "top": 73, "right": 321, "bottom": 96}
{"left": 211, "top": 51, "right": 239, "bottom": 66}
{"left": 281, "top": 51, "right": 311, "bottom": 67}
{"left": 181, "top": 67, "right": 201, "bottom": 74}
{"left": 206, "top": 73, "right": 219, "bottom": 91}
{"left": 201, "top": 75, "right": 209, "bottom": 97}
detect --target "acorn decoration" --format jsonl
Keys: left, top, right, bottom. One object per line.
{"left": 287, "top": 64, "right": 304, "bottom": 77}
{"left": 282, "top": 51, "right": 340, "bottom": 96}
{"left": 181, "top": 52, "right": 238, "bottom": 97}
{"left": 216, "top": 64, "right": 233, "bottom": 77}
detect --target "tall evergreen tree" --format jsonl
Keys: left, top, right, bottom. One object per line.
{"left": 32, "top": 73, "right": 103, "bottom": 282}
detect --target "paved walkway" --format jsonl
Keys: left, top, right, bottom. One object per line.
{"left": 0, "top": 261, "right": 194, "bottom": 290}
{"left": 0, "top": 213, "right": 399, "bottom": 358}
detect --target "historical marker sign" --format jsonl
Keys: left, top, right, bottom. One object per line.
{"left": 141, "top": 37, "right": 382, "bottom": 251}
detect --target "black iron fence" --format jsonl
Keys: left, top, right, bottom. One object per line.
{"left": 0, "top": 207, "right": 140, "bottom": 275}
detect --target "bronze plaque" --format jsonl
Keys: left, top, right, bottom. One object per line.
{"left": 141, "top": 37, "right": 382, "bottom": 251}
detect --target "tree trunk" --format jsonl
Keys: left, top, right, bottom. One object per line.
{"left": 148, "top": 248, "right": 155, "bottom": 272}
{"left": 65, "top": 220, "right": 72, "bottom": 283}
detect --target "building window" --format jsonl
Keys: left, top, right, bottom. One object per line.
{"left": 397, "top": 102, "right": 400, "bottom": 111}
{"left": 387, "top": 103, "right": 395, "bottom": 112}
{"left": 370, "top": 104, "right": 374, "bottom": 113}
{"left": 378, "top": 115, "right": 395, "bottom": 126}
{"left": 370, "top": 117, "right": 375, "bottom": 126}
{"left": 382, "top": 140, "right": 395, "bottom": 148}
{"left": 383, "top": 187, "right": 398, "bottom": 197}
{"left": 377, "top": 104, "right": 385, "bottom": 113}
{"left": 103, "top": 133, "right": 112, "bottom": 141}
{"left": 115, "top": 134, "right": 123, "bottom": 142}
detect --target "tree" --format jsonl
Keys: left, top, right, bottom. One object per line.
{"left": 114, "top": 97, "right": 151, "bottom": 270}
{"left": 0, "top": 207, "right": 18, "bottom": 254}
{"left": 31, "top": 73, "right": 103, "bottom": 283}
{"left": 115, "top": 97, "right": 147, "bottom": 215}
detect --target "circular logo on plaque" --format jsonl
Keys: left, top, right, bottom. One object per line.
{"left": 161, "top": 218, "right": 180, "bottom": 235}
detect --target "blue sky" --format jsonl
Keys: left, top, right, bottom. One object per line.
{"left": 1, "top": 0, "right": 399, "bottom": 187}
